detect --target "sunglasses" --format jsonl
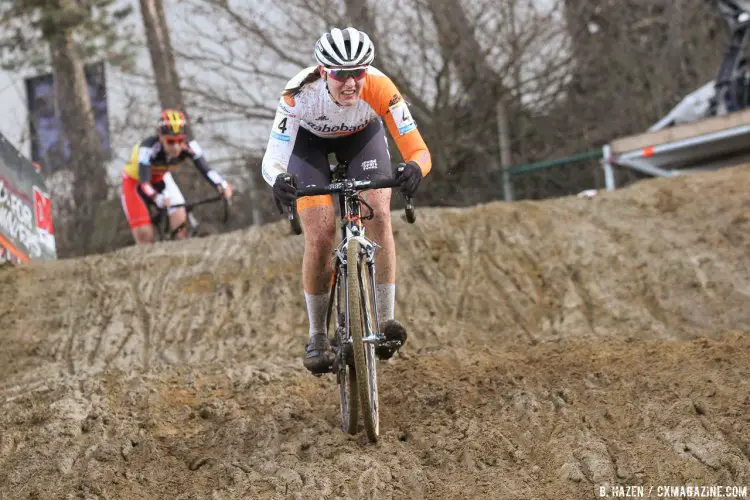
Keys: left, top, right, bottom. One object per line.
{"left": 163, "top": 136, "right": 186, "bottom": 145}
{"left": 326, "top": 67, "right": 368, "bottom": 82}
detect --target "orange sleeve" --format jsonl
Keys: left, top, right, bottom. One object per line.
{"left": 361, "top": 72, "right": 432, "bottom": 176}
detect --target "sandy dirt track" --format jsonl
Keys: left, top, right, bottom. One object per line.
{"left": 1, "top": 166, "right": 749, "bottom": 499}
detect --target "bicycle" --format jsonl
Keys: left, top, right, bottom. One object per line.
{"left": 288, "top": 162, "right": 416, "bottom": 442}
{"left": 149, "top": 194, "right": 230, "bottom": 241}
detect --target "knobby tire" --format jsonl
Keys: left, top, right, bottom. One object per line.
{"left": 334, "top": 271, "right": 359, "bottom": 434}
{"left": 347, "top": 239, "right": 379, "bottom": 442}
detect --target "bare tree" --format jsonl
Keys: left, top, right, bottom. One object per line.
{"left": 0, "top": 0, "right": 134, "bottom": 256}
{"left": 165, "top": 0, "right": 571, "bottom": 207}
{"left": 139, "top": 0, "right": 187, "bottom": 112}
{"left": 562, "top": 0, "right": 724, "bottom": 146}
{"left": 493, "top": 0, "right": 729, "bottom": 200}
{"left": 48, "top": 23, "right": 107, "bottom": 256}
{"left": 343, "top": 0, "right": 376, "bottom": 34}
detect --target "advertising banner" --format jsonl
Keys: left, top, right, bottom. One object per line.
{"left": 0, "top": 133, "right": 57, "bottom": 263}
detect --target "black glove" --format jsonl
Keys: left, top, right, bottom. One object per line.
{"left": 273, "top": 173, "right": 298, "bottom": 214}
{"left": 395, "top": 161, "right": 422, "bottom": 197}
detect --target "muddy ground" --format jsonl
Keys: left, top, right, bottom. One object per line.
{"left": 1, "top": 166, "right": 749, "bottom": 499}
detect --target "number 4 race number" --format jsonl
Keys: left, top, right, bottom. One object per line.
{"left": 277, "top": 117, "right": 287, "bottom": 134}
{"left": 271, "top": 113, "right": 291, "bottom": 142}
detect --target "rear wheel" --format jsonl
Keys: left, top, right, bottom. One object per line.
{"left": 347, "top": 239, "right": 379, "bottom": 442}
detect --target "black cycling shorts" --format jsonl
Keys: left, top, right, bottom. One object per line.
{"left": 287, "top": 119, "right": 393, "bottom": 189}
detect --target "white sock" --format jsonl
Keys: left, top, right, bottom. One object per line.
{"left": 305, "top": 292, "right": 329, "bottom": 339}
{"left": 376, "top": 283, "right": 395, "bottom": 326}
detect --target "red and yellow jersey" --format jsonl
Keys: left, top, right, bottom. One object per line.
{"left": 122, "top": 136, "right": 226, "bottom": 199}
{"left": 261, "top": 66, "right": 431, "bottom": 186}
{"left": 123, "top": 136, "right": 205, "bottom": 183}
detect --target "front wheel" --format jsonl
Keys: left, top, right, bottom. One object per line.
{"left": 338, "top": 352, "right": 359, "bottom": 435}
{"left": 334, "top": 294, "right": 358, "bottom": 434}
{"left": 347, "top": 239, "right": 379, "bottom": 442}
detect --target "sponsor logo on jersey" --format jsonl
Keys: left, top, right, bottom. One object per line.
{"left": 361, "top": 159, "right": 378, "bottom": 171}
{"left": 278, "top": 103, "right": 296, "bottom": 116}
{"left": 388, "top": 93, "right": 402, "bottom": 107}
{"left": 306, "top": 120, "right": 369, "bottom": 134}
{"left": 315, "top": 114, "right": 329, "bottom": 121}
{"left": 271, "top": 131, "right": 291, "bottom": 142}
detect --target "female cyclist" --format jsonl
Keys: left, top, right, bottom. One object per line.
{"left": 261, "top": 27, "right": 432, "bottom": 373}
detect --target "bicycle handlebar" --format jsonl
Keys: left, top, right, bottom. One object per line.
{"left": 294, "top": 177, "right": 403, "bottom": 197}
{"left": 288, "top": 177, "right": 416, "bottom": 235}
{"left": 161, "top": 195, "right": 231, "bottom": 224}
{"left": 168, "top": 194, "right": 225, "bottom": 211}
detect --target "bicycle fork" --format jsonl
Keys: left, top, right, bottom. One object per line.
{"left": 347, "top": 229, "right": 405, "bottom": 354}
{"left": 341, "top": 225, "right": 383, "bottom": 345}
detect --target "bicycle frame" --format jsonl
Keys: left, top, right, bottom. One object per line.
{"left": 293, "top": 162, "right": 415, "bottom": 441}
{"left": 324, "top": 186, "right": 382, "bottom": 435}
{"left": 332, "top": 186, "right": 381, "bottom": 341}
{"left": 149, "top": 195, "right": 228, "bottom": 241}
{"left": 330, "top": 172, "right": 383, "bottom": 440}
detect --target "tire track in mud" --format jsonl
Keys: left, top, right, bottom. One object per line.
{"left": 451, "top": 223, "right": 478, "bottom": 325}
{"left": 4, "top": 184, "right": 750, "bottom": 381}
{"left": 128, "top": 271, "right": 153, "bottom": 370}
{"left": 2, "top": 167, "right": 750, "bottom": 497}
{"left": 481, "top": 250, "right": 538, "bottom": 344}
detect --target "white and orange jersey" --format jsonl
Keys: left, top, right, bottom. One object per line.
{"left": 261, "top": 66, "right": 432, "bottom": 186}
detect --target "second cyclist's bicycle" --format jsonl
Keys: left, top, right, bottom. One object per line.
{"left": 149, "top": 195, "right": 230, "bottom": 241}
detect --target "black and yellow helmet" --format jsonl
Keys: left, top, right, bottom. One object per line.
{"left": 157, "top": 109, "right": 187, "bottom": 136}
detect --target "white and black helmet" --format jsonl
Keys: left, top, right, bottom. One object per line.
{"left": 314, "top": 27, "right": 375, "bottom": 68}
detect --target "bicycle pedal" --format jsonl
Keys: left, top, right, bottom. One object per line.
{"left": 307, "top": 363, "right": 333, "bottom": 375}
{"left": 375, "top": 342, "right": 401, "bottom": 360}
{"left": 383, "top": 321, "right": 407, "bottom": 339}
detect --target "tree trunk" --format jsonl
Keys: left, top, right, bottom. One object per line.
{"left": 48, "top": 27, "right": 107, "bottom": 256}
{"left": 428, "top": 0, "right": 498, "bottom": 101}
{"left": 140, "top": 0, "right": 186, "bottom": 113}
{"left": 427, "top": 0, "right": 510, "bottom": 199}
{"left": 343, "top": 0, "right": 376, "bottom": 36}
{"left": 342, "top": 0, "right": 433, "bottom": 129}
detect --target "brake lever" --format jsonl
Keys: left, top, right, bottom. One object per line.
{"left": 394, "top": 164, "right": 417, "bottom": 223}
{"left": 288, "top": 200, "right": 302, "bottom": 235}
{"left": 404, "top": 196, "right": 416, "bottom": 224}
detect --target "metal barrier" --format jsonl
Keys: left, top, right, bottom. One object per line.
{"left": 506, "top": 107, "right": 750, "bottom": 201}
{"left": 503, "top": 150, "right": 603, "bottom": 201}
